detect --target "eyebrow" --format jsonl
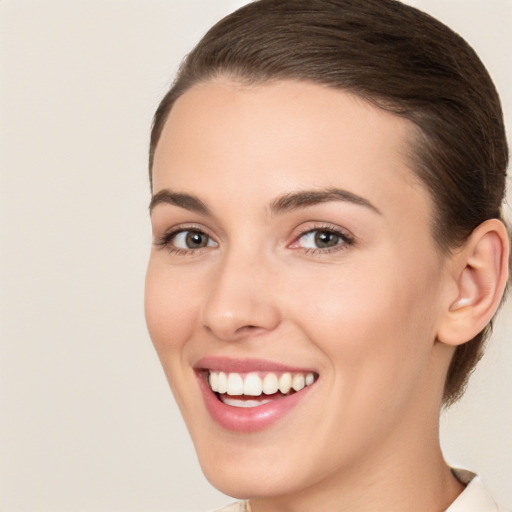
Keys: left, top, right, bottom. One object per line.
{"left": 149, "top": 189, "right": 210, "bottom": 215}
{"left": 149, "top": 187, "right": 381, "bottom": 216}
{"left": 269, "top": 187, "right": 381, "bottom": 216}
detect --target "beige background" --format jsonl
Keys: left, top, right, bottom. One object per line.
{"left": 1, "top": 1, "right": 510, "bottom": 511}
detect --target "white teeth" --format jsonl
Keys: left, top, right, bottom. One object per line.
{"left": 262, "top": 373, "right": 279, "bottom": 395}
{"left": 222, "top": 397, "right": 272, "bottom": 408}
{"left": 279, "top": 373, "right": 292, "bottom": 394}
{"left": 207, "top": 370, "right": 317, "bottom": 398}
{"left": 209, "top": 371, "right": 218, "bottom": 392}
{"left": 217, "top": 372, "right": 227, "bottom": 394}
{"left": 292, "top": 373, "right": 305, "bottom": 392}
{"left": 243, "top": 372, "right": 263, "bottom": 396}
{"left": 227, "top": 373, "right": 244, "bottom": 395}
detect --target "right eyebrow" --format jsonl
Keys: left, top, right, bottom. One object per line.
{"left": 149, "top": 189, "right": 210, "bottom": 215}
{"left": 269, "top": 187, "right": 381, "bottom": 216}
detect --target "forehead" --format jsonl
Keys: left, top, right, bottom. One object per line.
{"left": 152, "top": 79, "right": 430, "bottom": 222}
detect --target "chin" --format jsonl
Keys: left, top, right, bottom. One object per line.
{"left": 200, "top": 458, "right": 300, "bottom": 499}
{"left": 193, "top": 430, "right": 337, "bottom": 501}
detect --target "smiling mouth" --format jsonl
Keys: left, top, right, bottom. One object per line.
{"left": 206, "top": 370, "right": 318, "bottom": 408}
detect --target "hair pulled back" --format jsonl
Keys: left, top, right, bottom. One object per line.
{"left": 149, "top": 0, "right": 509, "bottom": 404}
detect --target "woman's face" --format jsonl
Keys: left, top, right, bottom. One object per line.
{"left": 145, "top": 80, "right": 453, "bottom": 498}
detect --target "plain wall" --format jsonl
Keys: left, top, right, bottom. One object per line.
{"left": 1, "top": 1, "right": 510, "bottom": 511}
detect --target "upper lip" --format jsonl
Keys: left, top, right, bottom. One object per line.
{"left": 194, "top": 356, "right": 317, "bottom": 374}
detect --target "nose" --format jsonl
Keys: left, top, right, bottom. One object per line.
{"left": 200, "top": 250, "right": 281, "bottom": 342}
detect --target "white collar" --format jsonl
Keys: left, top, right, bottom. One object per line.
{"left": 446, "top": 469, "right": 505, "bottom": 512}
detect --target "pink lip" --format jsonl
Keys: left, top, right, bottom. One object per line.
{"left": 194, "top": 357, "right": 317, "bottom": 433}
{"left": 194, "top": 356, "right": 316, "bottom": 374}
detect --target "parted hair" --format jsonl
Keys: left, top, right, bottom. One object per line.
{"left": 149, "top": 0, "right": 508, "bottom": 405}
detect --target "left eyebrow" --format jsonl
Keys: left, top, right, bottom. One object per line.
{"left": 269, "top": 187, "right": 381, "bottom": 216}
{"left": 149, "top": 189, "right": 210, "bottom": 215}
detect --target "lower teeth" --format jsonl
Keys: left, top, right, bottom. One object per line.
{"left": 219, "top": 389, "right": 295, "bottom": 408}
{"left": 222, "top": 397, "right": 273, "bottom": 408}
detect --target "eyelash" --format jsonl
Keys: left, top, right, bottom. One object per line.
{"left": 290, "top": 223, "right": 355, "bottom": 255}
{"left": 154, "top": 223, "right": 355, "bottom": 256}
{"left": 154, "top": 224, "right": 215, "bottom": 256}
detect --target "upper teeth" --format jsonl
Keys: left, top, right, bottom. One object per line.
{"left": 208, "top": 371, "right": 316, "bottom": 396}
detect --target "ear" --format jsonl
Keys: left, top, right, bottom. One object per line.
{"left": 437, "top": 219, "right": 509, "bottom": 346}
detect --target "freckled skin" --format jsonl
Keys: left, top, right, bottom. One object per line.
{"left": 145, "top": 79, "right": 464, "bottom": 512}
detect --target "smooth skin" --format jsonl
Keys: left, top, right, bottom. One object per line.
{"left": 145, "top": 79, "right": 508, "bottom": 512}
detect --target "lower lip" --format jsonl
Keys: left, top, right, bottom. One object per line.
{"left": 197, "top": 373, "right": 314, "bottom": 432}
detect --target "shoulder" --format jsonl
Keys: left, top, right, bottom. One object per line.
{"left": 211, "top": 501, "right": 249, "bottom": 512}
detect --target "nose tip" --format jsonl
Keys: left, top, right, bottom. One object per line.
{"left": 200, "top": 259, "right": 281, "bottom": 342}
{"left": 203, "top": 299, "right": 279, "bottom": 341}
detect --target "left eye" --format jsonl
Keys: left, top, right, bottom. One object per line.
{"left": 297, "top": 230, "right": 345, "bottom": 249}
{"left": 171, "top": 230, "right": 216, "bottom": 249}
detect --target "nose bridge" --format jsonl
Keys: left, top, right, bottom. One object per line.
{"left": 201, "top": 243, "right": 280, "bottom": 340}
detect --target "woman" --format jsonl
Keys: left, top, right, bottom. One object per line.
{"left": 145, "top": 0, "right": 509, "bottom": 510}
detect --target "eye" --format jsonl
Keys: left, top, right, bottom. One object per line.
{"left": 291, "top": 226, "right": 354, "bottom": 253}
{"left": 171, "top": 230, "right": 216, "bottom": 250}
{"left": 155, "top": 227, "right": 218, "bottom": 254}
{"left": 298, "top": 230, "right": 343, "bottom": 249}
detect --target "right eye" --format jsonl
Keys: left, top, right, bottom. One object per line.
{"left": 168, "top": 230, "right": 217, "bottom": 250}
{"left": 156, "top": 229, "right": 217, "bottom": 253}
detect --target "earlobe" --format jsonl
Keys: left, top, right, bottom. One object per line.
{"left": 437, "top": 219, "right": 509, "bottom": 346}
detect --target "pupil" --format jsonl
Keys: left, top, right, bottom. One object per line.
{"left": 186, "top": 231, "right": 207, "bottom": 248}
{"left": 315, "top": 231, "right": 338, "bottom": 248}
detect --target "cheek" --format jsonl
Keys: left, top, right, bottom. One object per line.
{"left": 144, "top": 260, "right": 197, "bottom": 355}
{"left": 144, "top": 260, "right": 204, "bottom": 420}
{"left": 288, "top": 253, "right": 440, "bottom": 392}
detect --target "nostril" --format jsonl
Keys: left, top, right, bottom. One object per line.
{"left": 239, "top": 325, "right": 258, "bottom": 332}
{"left": 235, "top": 325, "right": 269, "bottom": 337}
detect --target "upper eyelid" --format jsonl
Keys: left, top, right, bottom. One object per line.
{"left": 153, "top": 224, "right": 215, "bottom": 246}
{"left": 289, "top": 222, "right": 355, "bottom": 241}
{"left": 152, "top": 216, "right": 226, "bottom": 240}
{"left": 157, "top": 222, "right": 213, "bottom": 238}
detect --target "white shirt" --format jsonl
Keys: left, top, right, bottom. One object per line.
{"left": 212, "top": 470, "right": 509, "bottom": 512}
{"left": 446, "top": 469, "right": 508, "bottom": 512}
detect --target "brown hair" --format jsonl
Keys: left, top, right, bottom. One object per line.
{"left": 149, "top": 0, "right": 508, "bottom": 404}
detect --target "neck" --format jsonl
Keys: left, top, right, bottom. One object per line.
{"left": 249, "top": 429, "right": 463, "bottom": 512}
{"left": 249, "top": 347, "right": 464, "bottom": 512}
